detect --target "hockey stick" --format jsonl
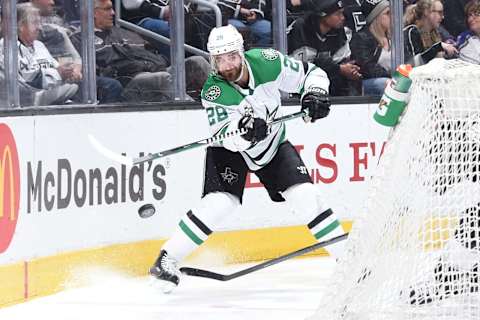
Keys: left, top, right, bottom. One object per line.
{"left": 179, "top": 233, "right": 348, "bottom": 281}
{"left": 88, "top": 109, "right": 308, "bottom": 166}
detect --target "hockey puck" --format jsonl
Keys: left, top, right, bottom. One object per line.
{"left": 138, "top": 203, "right": 156, "bottom": 218}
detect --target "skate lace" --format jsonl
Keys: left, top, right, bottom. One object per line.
{"left": 161, "top": 253, "right": 180, "bottom": 276}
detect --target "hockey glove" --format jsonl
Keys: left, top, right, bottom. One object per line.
{"left": 238, "top": 115, "right": 268, "bottom": 143}
{"left": 301, "top": 88, "right": 331, "bottom": 123}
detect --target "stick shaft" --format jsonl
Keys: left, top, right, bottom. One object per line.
{"left": 180, "top": 233, "right": 348, "bottom": 281}
{"left": 132, "top": 110, "right": 306, "bottom": 165}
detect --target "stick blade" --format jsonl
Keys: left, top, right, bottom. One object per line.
{"left": 179, "top": 267, "right": 228, "bottom": 281}
{"left": 88, "top": 134, "right": 134, "bottom": 166}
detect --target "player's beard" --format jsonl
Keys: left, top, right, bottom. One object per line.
{"left": 219, "top": 63, "right": 243, "bottom": 82}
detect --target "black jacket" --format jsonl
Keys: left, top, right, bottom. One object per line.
{"left": 288, "top": 16, "right": 351, "bottom": 75}
{"left": 287, "top": 14, "right": 358, "bottom": 96}
{"left": 350, "top": 27, "right": 389, "bottom": 79}
{"left": 70, "top": 27, "right": 168, "bottom": 85}
{"left": 403, "top": 24, "right": 443, "bottom": 66}
{"left": 342, "top": 0, "right": 365, "bottom": 33}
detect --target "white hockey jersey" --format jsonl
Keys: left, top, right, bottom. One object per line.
{"left": 0, "top": 39, "right": 62, "bottom": 89}
{"left": 201, "top": 48, "right": 330, "bottom": 171}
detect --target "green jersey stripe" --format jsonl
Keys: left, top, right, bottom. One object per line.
{"left": 179, "top": 220, "right": 204, "bottom": 245}
{"left": 313, "top": 220, "right": 341, "bottom": 240}
{"left": 310, "top": 214, "right": 338, "bottom": 235}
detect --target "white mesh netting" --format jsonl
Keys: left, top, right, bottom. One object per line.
{"left": 311, "top": 59, "right": 480, "bottom": 320}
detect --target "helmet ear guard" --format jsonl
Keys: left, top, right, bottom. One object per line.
{"left": 207, "top": 24, "right": 245, "bottom": 75}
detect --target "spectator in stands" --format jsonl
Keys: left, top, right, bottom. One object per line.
{"left": 0, "top": 3, "right": 79, "bottom": 106}
{"left": 32, "top": 0, "right": 124, "bottom": 103}
{"left": 287, "top": 0, "right": 365, "bottom": 33}
{"left": 120, "top": 0, "right": 171, "bottom": 59}
{"left": 457, "top": 0, "right": 480, "bottom": 64}
{"left": 120, "top": 0, "right": 216, "bottom": 57}
{"left": 218, "top": 0, "right": 271, "bottom": 48}
{"left": 403, "top": 0, "right": 457, "bottom": 66}
{"left": 285, "top": 0, "right": 314, "bottom": 25}
{"left": 287, "top": 0, "right": 362, "bottom": 96}
{"left": 72, "top": 0, "right": 209, "bottom": 102}
{"left": 443, "top": 0, "right": 469, "bottom": 38}
{"left": 427, "top": 0, "right": 457, "bottom": 44}
{"left": 351, "top": 0, "right": 391, "bottom": 95}
{"left": 32, "top": 0, "right": 79, "bottom": 61}
{"left": 423, "top": 0, "right": 456, "bottom": 54}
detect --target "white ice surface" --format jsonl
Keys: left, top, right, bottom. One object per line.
{"left": 0, "top": 257, "right": 335, "bottom": 320}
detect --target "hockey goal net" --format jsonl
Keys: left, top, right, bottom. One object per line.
{"left": 311, "top": 59, "right": 480, "bottom": 320}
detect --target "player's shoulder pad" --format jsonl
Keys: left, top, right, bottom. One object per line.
{"left": 245, "top": 48, "right": 281, "bottom": 63}
{"left": 201, "top": 74, "right": 243, "bottom": 106}
{"left": 244, "top": 48, "right": 283, "bottom": 85}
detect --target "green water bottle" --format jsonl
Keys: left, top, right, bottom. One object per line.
{"left": 374, "top": 64, "right": 413, "bottom": 127}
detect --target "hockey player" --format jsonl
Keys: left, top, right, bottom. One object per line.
{"left": 149, "top": 24, "right": 347, "bottom": 292}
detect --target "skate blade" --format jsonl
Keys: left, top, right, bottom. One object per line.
{"left": 148, "top": 275, "right": 177, "bottom": 294}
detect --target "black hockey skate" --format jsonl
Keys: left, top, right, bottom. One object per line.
{"left": 149, "top": 250, "right": 181, "bottom": 293}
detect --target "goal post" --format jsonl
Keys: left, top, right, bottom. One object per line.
{"left": 311, "top": 59, "right": 480, "bottom": 320}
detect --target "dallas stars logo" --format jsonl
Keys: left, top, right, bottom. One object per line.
{"left": 220, "top": 167, "right": 238, "bottom": 185}
{"left": 261, "top": 49, "right": 279, "bottom": 61}
{"left": 205, "top": 85, "right": 221, "bottom": 101}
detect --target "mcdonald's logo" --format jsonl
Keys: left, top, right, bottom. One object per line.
{"left": 0, "top": 124, "right": 20, "bottom": 254}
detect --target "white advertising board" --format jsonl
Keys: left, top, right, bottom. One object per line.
{"left": 0, "top": 104, "right": 389, "bottom": 264}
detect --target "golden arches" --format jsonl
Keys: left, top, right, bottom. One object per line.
{"left": 0, "top": 145, "right": 16, "bottom": 221}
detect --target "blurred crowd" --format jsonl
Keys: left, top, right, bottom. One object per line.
{"left": 0, "top": 0, "right": 479, "bottom": 107}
